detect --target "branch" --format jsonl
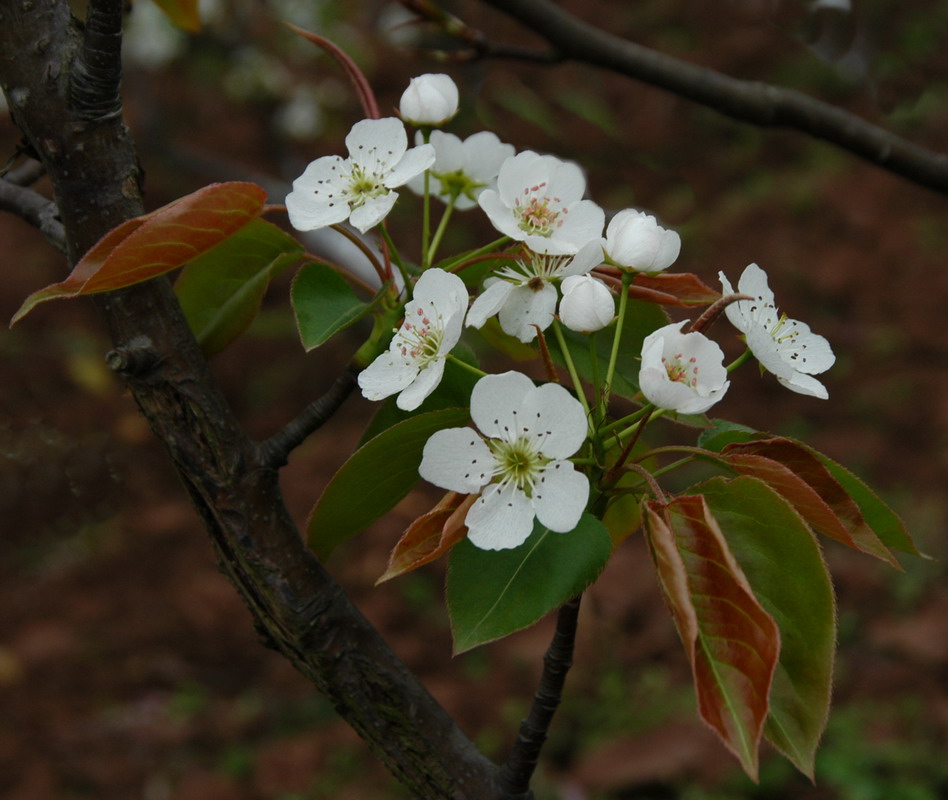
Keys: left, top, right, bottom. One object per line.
{"left": 1, "top": 4, "right": 502, "bottom": 797}
{"left": 0, "top": 178, "right": 66, "bottom": 251}
{"left": 476, "top": 0, "right": 948, "bottom": 195}
{"left": 70, "top": 0, "right": 124, "bottom": 120}
{"left": 259, "top": 367, "right": 359, "bottom": 468}
{"left": 498, "top": 594, "right": 582, "bottom": 799}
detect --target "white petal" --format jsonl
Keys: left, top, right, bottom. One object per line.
{"left": 773, "top": 318, "right": 836, "bottom": 375}
{"left": 498, "top": 283, "right": 557, "bottom": 342}
{"left": 724, "top": 263, "right": 779, "bottom": 332}
{"left": 285, "top": 187, "right": 350, "bottom": 232}
{"left": 533, "top": 462, "right": 589, "bottom": 532}
{"left": 470, "top": 371, "right": 536, "bottom": 440}
{"left": 521, "top": 382, "right": 588, "bottom": 458}
{"left": 462, "top": 131, "right": 515, "bottom": 183}
{"left": 560, "top": 239, "right": 606, "bottom": 277}
{"left": 419, "top": 428, "right": 494, "bottom": 493}
{"left": 466, "top": 279, "right": 514, "bottom": 329}
{"left": 465, "top": 483, "right": 535, "bottom": 550}
{"left": 496, "top": 151, "right": 547, "bottom": 207}
{"left": 478, "top": 189, "right": 525, "bottom": 241}
{"left": 349, "top": 192, "right": 399, "bottom": 233}
{"left": 385, "top": 143, "right": 436, "bottom": 188}
{"left": 346, "top": 117, "right": 407, "bottom": 172}
{"left": 746, "top": 323, "right": 796, "bottom": 379}
{"left": 357, "top": 353, "right": 418, "bottom": 401}
{"left": 532, "top": 199, "right": 604, "bottom": 255}
{"left": 412, "top": 267, "right": 469, "bottom": 315}
{"left": 545, "top": 158, "right": 587, "bottom": 205}
{"left": 776, "top": 371, "right": 829, "bottom": 399}
{"left": 396, "top": 359, "right": 445, "bottom": 410}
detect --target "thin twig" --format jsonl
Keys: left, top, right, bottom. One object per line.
{"left": 498, "top": 594, "right": 583, "bottom": 799}
{"left": 476, "top": 0, "right": 948, "bottom": 195}
{"left": 258, "top": 367, "right": 359, "bottom": 468}
{"left": 0, "top": 179, "right": 66, "bottom": 252}
{"left": 3, "top": 158, "right": 45, "bottom": 186}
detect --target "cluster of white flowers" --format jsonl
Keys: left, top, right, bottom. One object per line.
{"left": 286, "top": 73, "right": 837, "bottom": 551}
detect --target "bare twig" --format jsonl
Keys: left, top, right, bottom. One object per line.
{"left": 259, "top": 367, "right": 359, "bottom": 468}
{"left": 498, "top": 594, "right": 583, "bottom": 799}
{"left": 3, "top": 157, "right": 46, "bottom": 186}
{"left": 0, "top": 179, "right": 66, "bottom": 252}
{"left": 475, "top": 0, "right": 948, "bottom": 195}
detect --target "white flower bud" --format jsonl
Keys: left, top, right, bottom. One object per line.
{"left": 604, "top": 209, "right": 681, "bottom": 273}
{"left": 399, "top": 73, "right": 459, "bottom": 126}
{"left": 559, "top": 275, "right": 615, "bottom": 333}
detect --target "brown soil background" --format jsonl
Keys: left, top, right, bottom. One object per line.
{"left": 2, "top": 1, "right": 946, "bottom": 798}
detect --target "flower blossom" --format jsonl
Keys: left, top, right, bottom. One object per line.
{"left": 639, "top": 321, "right": 730, "bottom": 414}
{"left": 357, "top": 268, "right": 468, "bottom": 410}
{"left": 285, "top": 117, "right": 435, "bottom": 234}
{"left": 603, "top": 209, "right": 681, "bottom": 273}
{"left": 558, "top": 274, "right": 615, "bottom": 334}
{"left": 408, "top": 130, "right": 515, "bottom": 210}
{"left": 478, "top": 151, "right": 604, "bottom": 255}
{"left": 399, "top": 73, "right": 459, "bottom": 126}
{"left": 466, "top": 240, "right": 604, "bottom": 342}
{"left": 419, "top": 371, "right": 590, "bottom": 550}
{"left": 720, "top": 263, "right": 835, "bottom": 398}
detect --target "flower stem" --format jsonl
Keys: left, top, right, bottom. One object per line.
{"left": 446, "top": 353, "right": 487, "bottom": 378}
{"left": 437, "top": 236, "right": 510, "bottom": 272}
{"left": 422, "top": 170, "right": 431, "bottom": 269}
{"left": 551, "top": 320, "right": 592, "bottom": 423}
{"left": 426, "top": 196, "right": 456, "bottom": 266}
{"left": 378, "top": 224, "right": 411, "bottom": 292}
{"left": 603, "top": 270, "right": 633, "bottom": 404}
{"left": 727, "top": 346, "right": 754, "bottom": 372}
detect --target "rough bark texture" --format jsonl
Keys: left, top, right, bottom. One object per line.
{"left": 0, "top": 3, "right": 501, "bottom": 797}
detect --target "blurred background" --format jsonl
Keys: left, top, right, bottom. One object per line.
{"left": 1, "top": 0, "right": 946, "bottom": 798}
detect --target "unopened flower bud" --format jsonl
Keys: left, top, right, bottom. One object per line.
{"left": 559, "top": 275, "right": 615, "bottom": 333}
{"left": 604, "top": 209, "right": 680, "bottom": 273}
{"left": 399, "top": 74, "right": 459, "bottom": 126}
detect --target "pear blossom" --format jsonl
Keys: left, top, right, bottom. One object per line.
{"left": 399, "top": 73, "right": 459, "bottom": 126}
{"left": 559, "top": 274, "right": 615, "bottom": 333}
{"left": 407, "top": 130, "right": 515, "bottom": 210}
{"left": 478, "top": 151, "right": 605, "bottom": 255}
{"left": 639, "top": 321, "right": 730, "bottom": 414}
{"left": 720, "top": 263, "right": 835, "bottom": 398}
{"left": 466, "top": 240, "right": 604, "bottom": 342}
{"left": 285, "top": 117, "right": 435, "bottom": 234}
{"left": 358, "top": 268, "right": 468, "bottom": 411}
{"left": 419, "top": 371, "right": 590, "bottom": 550}
{"left": 603, "top": 209, "right": 681, "bottom": 273}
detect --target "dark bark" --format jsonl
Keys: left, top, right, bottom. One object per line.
{"left": 476, "top": 0, "right": 948, "bottom": 196}
{"left": 1, "top": 3, "right": 501, "bottom": 797}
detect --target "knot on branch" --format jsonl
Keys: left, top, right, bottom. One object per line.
{"left": 105, "top": 336, "right": 160, "bottom": 377}
{"left": 69, "top": 0, "right": 124, "bottom": 121}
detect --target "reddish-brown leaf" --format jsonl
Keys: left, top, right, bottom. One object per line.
{"left": 644, "top": 496, "right": 780, "bottom": 780}
{"left": 11, "top": 182, "right": 267, "bottom": 325}
{"left": 597, "top": 268, "right": 720, "bottom": 307}
{"left": 722, "top": 438, "right": 899, "bottom": 568}
{"left": 377, "top": 493, "right": 474, "bottom": 583}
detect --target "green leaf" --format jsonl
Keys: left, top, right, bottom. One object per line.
{"left": 175, "top": 218, "right": 302, "bottom": 356}
{"left": 447, "top": 514, "right": 612, "bottom": 653}
{"left": 697, "top": 419, "right": 760, "bottom": 452}
{"left": 307, "top": 408, "right": 470, "bottom": 559}
{"left": 12, "top": 182, "right": 266, "bottom": 325}
{"left": 695, "top": 476, "right": 836, "bottom": 779}
{"left": 644, "top": 496, "right": 780, "bottom": 780}
{"left": 809, "top": 452, "right": 922, "bottom": 556}
{"left": 292, "top": 262, "right": 373, "bottom": 350}
{"left": 548, "top": 299, "right": 668, "bottom": 399}
{"left": 151, "top": 0, "right": 201, "bottom": 31}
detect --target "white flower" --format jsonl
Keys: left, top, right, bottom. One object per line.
{"left": 466, "top": 240, "right": 604, "bottom": 342}
{"left": 603, "top": 209, "right": 681, "bottom": 273}
{"left": 408, "top": 130, "right": 515, "bottom": 210}
{"left": 639, "top": 321, "right": 730, "bottom": 414}
{"left": 285, "top": 117, "right": 435, "bottom": 234}
{"left": 559, "top": 274, "right": 615, "bottom": 333}
{"left": 399, "top": 73, "right": 459, "bottom": 126}
{"left": 478, "top": 151, "right": 604, "bottom": 255}
{"left": 357, "top": 268, "right": 468, "bottom": 410}
{"left": 419, "top": 371, "right": 590, "bottom": 550}
{"left": 720, "top": 263, "right": 835, "bottom": 398}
